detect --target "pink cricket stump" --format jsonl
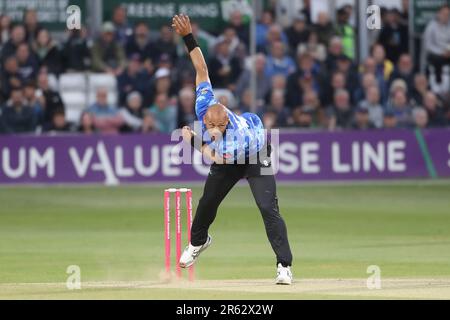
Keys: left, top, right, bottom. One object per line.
{"left": 164, "top": 191, "right": 170, "bottom": 275}
{"left": 175, "top": 190, "right": 182, "bottom": 278}
{"left": 186, "top": 189, "right": 195, "bottom": 281}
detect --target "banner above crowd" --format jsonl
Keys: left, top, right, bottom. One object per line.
{"left": 103, "top": 0, "right": 252, "bottom": 34}
{"left": 1, "top": 129, "right": 449, "bottom": 185}
{"left": 0, "top": 0, "right": 86, "bottom": 31}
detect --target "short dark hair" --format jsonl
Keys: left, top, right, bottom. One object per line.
{"left": 53, "top": 107, "right": 65, "bottom": 116}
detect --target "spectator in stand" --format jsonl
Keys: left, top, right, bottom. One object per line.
{"left": 383, "top": 108, "right": 398, "bottom": 129}
{"left": 314, "top": 12, "right": 335, "bottom": 47}
{"left": 299, "top": 90, "right": 322, "bottom": 127}
{"left": 262, "top": 109, "right": 278, "bottom": 130}
{"left": 37, "top": 72, "right": 64, "bottom": 127}
{"left": 322, "top": 71, "right": 347, "bottom": 107}
{"left": 410, "top": 74, "right": 429, "bottom": 107}
{"left": 297, "top": 31, "right": 327, "bottom": 62}
{"left": 387, "top": 78, "right": 408, "bottom": 106}
{"left": 389, "top": 54, "right": 415, "bottom": 94}
{"left": 264, "top": 89, "right": 290, "bottom": 127}
{"left": 177, "top": 87, "right": 196, "bottom": 128}
{"left": 1, "top": 56, "right": 24, "bottom": 99}
{"left": 216, "top": 25, "right": 242, "bottom": 57}
{"left": 361, "top": 56, "right": 389, "bottom": 104}
{"left": 228, "top": 10, "right": 249, "bottom": 46}
{"left": 148, "top": 93, "right": 177, "bottom": 134}
{"left": 371, "top": 43, "right": 394, "bottom": 82}
{"left": 0, "top": 87, "right": 36, "bottom": 133}
{"left": 335, "top": 6, "right": 355, "bottom": 59}
{"left": 1, "top": 24, "right": 26, "bottom": 63}
{"left": 378, "top": 9, "right": 409, "bottom": 64}
{"left": 0, "top": 15, "right": 12, "bottom": 49}
{"left": 33, "top": 28, "right": 62, "bottom": 75}
{"left": 291, "top": 106, "right": 316, "bottom": 128}
{"left": 119, "top": 91, "right": 145, "bottom": 133}
{"left": 238, "top": 89, "right": 253, "bottom": 113}
{"left": 327, "top": 89, "right": 353, "bottom": 130}
{"left": 353, "top": 72, "right": 378, "bottom": 104}
{"left": 256, "top": 10, "right": 275, "bottom": 49}
{"left": 91, "top": 22, "right": 126, "bottom": 75}
{"left": 267, "top": 74, "right": 287, "bottom": 104}
{"left": 399, "top": 0, "right": 410, "bottom": 26}
{"left": 43, "top": 107, "right": 74, "bottom": 133}
{"left": 148, "top": 67, "right": 176, "bottom": 105}
{"left": 325, "top": 37, "right": 344, "bottom": 73}
{"left": 16, "top": 43, "right": 39, "bottom": 82}
{"left": 209, "top": 40, "right": 242, "bottom": 90}
{"left": 154, "top": 25, "right": 177, "bottom": 64}
{"left": 125, "top": 22, "right": 156, "bottom": 72}
{"left": 141, "top": 111, "right": 157, "bottom": 133}
{"left": 352, "top": 106, "right": 375, "bottom": 130}
{"left": 388, "top": 90, "right": 412, "bottom": 128}
{"left": 265, "top": 40, "right": 295, "bottom": 78}
{"left": 86, "top": 88, "right": 124, "bottom": 134}
{"left": 358, "top": 85, "right": 384, "bottom": 129}
{"left": 285, "top": 13, "right": 310, "bottom": 55}
{"left": 78, "top": 111, "right": 96, "bottom": 134}
{"left": 336, "top": 54, "right": 359, "bottom": 98}
{"left": 423, "top": 5, "right": 450, "bottom": 83}
{"left": 412, "top": 107, "right": 429, "bottom": 129}
{"left": 112, "top": 5, "right": 133, "bottom": 46}
{"left": 422, "top": 91, "right": 447, "bottom": 127}
{"left": 23, "top": 80, "right": 43, "bottom": 125}
{"left": 61, "top": 28, "right": 91, "bottom": 72}
{"left": 300, "top": 0, "right": 312, "bottom": 25}
{"left": 259, "top": 24, "right": 288, "bottom": 54}
{"left": 235, "top": 53, "right": 270, "bottom": 104}
{"left": 23, "top": 9, "right": 41, "bottom": 43}
{"left": 117, "top": 53, "right": 151, "bottom": 106}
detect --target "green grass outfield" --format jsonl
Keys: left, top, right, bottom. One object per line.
{"left": 1, "top": 181, "right": 450, "bottom": 299}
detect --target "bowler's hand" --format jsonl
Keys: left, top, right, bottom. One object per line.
{"left": 172, "top": 14, "right": 192, "bottom": 37}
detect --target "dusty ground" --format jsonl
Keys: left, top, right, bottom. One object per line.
{"left": 2, "top": 278, "right": 450, "bottom": 299}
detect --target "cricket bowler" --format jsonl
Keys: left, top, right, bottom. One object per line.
{"left": 172, "top": 14, "right": 293, "bottom": 285}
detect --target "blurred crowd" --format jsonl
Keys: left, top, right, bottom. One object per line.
{"left": 0, "top": 2, "right": 449, "bottom": 135}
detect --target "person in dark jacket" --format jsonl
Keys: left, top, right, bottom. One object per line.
{"left": 153, "top": 25, "right": 178, "bottom": 64}
{"left": 1, "top": 87, "right": 36, "bottom": 133}
{"left": 1, "top": 24, "right": 26, "bottom": 63}
{"left": 37, "top": 72, "right": 65, "bottom": 126}
{"left": 327, "top": 89, "right": 354, "bottom": 130}
{"left": 23, "top": 9, "right": 42, "bottom": 44}
{"left": 125, "top": 22, "right": 157, "bottom": 74}
{"left": 1, "top": 56, "right": 25, "bottom": 99}
{"left": 61, "top": 28, "right": 91, "bottom": 71}
{"left": 285, "top": 14, "right": 310, "bottom": 54}
{"left": 377, "top": 9, "right": 409, "bottom": 64}
{"left": 16, "top": 43, "right": 39, "bottom": 82}
{"left": 33, "top": 28, "right": 62, "bottom": 75}
{"left": 117, "top": 54, "right": 151, "bottom": 105}
{"left": 208, "top": 40, "right": 242, "bottom": 90}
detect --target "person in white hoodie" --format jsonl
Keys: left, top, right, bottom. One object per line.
{"left": 424, "top": 5, "right": 450, "bottom": 83}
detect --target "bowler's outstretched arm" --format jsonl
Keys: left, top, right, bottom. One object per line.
{"left": 172, "top": 14, "right": 209, "bottom": 86}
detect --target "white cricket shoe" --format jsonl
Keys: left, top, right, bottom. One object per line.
{"left": 275, "top": 263, "right": 293, "bottom": 285}
{"left": 179, "top": 235, "right": 212, "bottom": 268}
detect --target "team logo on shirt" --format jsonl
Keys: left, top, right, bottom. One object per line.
{"left": 223, "top": 153, "right": 232, "bottom": 159}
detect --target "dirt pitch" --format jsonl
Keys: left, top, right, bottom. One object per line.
{"left": 1, "top": 278, "right": 450, "bottom": 299}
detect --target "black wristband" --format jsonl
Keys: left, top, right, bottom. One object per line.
{"left": 183, "top": 33, "right": 199, "bottom": 53}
